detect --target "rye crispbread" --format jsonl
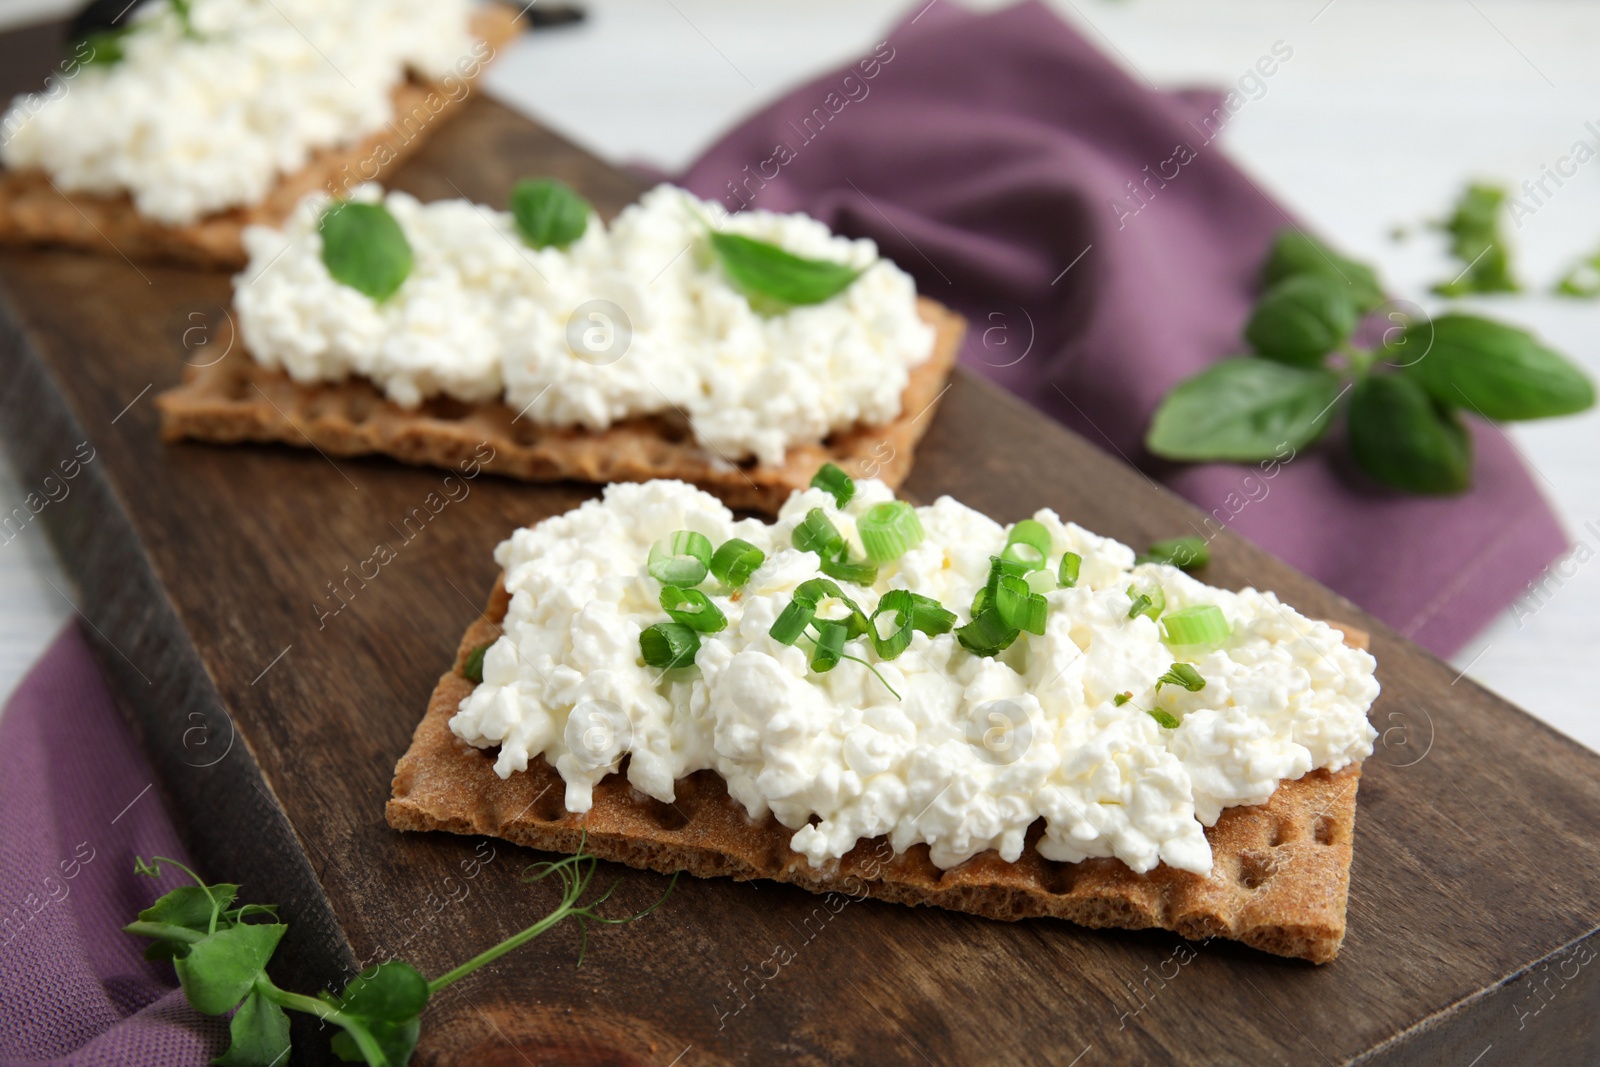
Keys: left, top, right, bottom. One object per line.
{"left": 157, "top": 298, "right": 965, "bottom": 512}
{"left": 0, "top": 5, "right": 521, "bottom": 269}
{"left": 387, "top": 577, "right": 1370, "bottom": 964}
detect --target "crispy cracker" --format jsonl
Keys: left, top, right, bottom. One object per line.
{"left": 0, "top": 5, "right": 521, "bottom": 269}
{"left": 387, "top": 578, "right": 1368, "bottom": 964}
{"left": 157, "top": 298, "right": 965, "bottom": 512}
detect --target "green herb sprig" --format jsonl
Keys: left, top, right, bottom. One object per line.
{"left": 320, "top": 202, "right": 414, "bottom": 302}
{"left": 511, "top": 178, "right": 590, "bottom": 250}
{"left": 1145, "top": 229, "right": 1594, "bottom": 495}
{"left": 126, "top": 848, "right": 672, "bottom": 1067}
{"left": 1431, "top": 182, "right": 1520, "bottom": 296}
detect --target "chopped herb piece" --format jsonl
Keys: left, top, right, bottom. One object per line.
{"left": 810, "top": 463, "right": 855, "bottom": 508}
{"left": 1000, "top": 519, "right": 1052, "bottom": 572}
{"left": 858, "top": 501, "right": 925, "bottom": 562}
{"left": 462, "top": 643, "right": 491, "bottom": 684}
{"left": 1155, "top": 663, "right": 1206, "bottom": 692}
{"left": 1148, "top": 708, "right": 1181, "bottom": 729}
{"left": 639, "top": 622, "right": 700, "bottom": 669}
{"left": 647, "top": 531, "right": 713, "bottom": 586}
{"left": 709, "top": 538, "right": 765, "bottom": 588}
{"left": 1058, "top": 551, "right": 1082, "bottom": 588}
{"left": 659, "top": 586, "right": 727, "bottom": 633}
{"left": 1137, "top": 536, "right": 1209, "bottom": 571}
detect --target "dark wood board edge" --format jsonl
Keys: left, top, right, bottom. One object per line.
{"left": 1355, "top": 927, "right": 1600, "bottom": 1066}
{"left": 2, "top": 17, "right": 1600, "bottom": 1061}
{"left": 0, "top": 281, "right": 354, "bottom": 1064}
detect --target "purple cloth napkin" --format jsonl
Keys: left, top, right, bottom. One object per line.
{"left": 678, "top": 0, "right": 1567, "bottom": 655}
{"left": 0, "top": 624, "right": 225, "bottom": 1066}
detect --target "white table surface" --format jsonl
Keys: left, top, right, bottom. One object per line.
{"left": 1, "top": 0, "right": 1595, "bottom": 752}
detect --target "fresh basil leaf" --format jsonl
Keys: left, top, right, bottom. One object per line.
{"left": 174, "top": 923, "right": 287, "bottom": 1015}
{"left": 336, "top": 961, "right": 430, "bottom": 1023}
{"left": 1261, "top": 230, "right": 1385, "bottom": 313}
{"left": 1403, "top": 313, "right": 1594, "bottom": 421}
{"left": 1145, "top": 358, "right": 1343, "bottom": 462}
{"left": 1136, "top": 536, "right": 1209, "bottom": 571}
{"left": 1245, "top": 274, "right": 1358, "bottom": 367}
{"left": 214, "top": 988, "right": 291, "bottom": 1067}
{"left": 1348, "top": 374, "right": 1472, "bottom": 494}
{"left": 320, "top": 202, "right": 413, "bottom": 302}
{"left": 1431, "top": 183, "right": 1520, "bottom": 296}
{"left": 80, "top": 27, "right": 133, "bottom": 65}
{"left": 709, "top": 232, "right": 863, "bottom": 307}
{"left": 510, "top": 178, "right": 590, "bottom": 250}
{"left": 138, "top": 884, "right": 239, "bottom": 934}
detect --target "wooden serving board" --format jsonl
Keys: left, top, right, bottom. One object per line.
{"left": 3, "top": 20, "right": 1599, "bottom": 1066}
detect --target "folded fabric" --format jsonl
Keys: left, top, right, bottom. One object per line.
{"left": 0, "top": 625, "right": 224, "bottom": 1066}
{"left": 677, "top": 0, "right": 1566, "bottom": 656}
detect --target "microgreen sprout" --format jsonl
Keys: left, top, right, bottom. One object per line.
{"left": 125, "top": 841, "right": 674, "bottom": 1067}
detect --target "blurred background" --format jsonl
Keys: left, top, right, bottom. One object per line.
{"left": 2, "top": 0, "right": 1595, "bottom": 749}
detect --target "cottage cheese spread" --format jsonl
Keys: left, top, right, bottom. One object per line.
{"left": 450, "top": 479, "right": 1379, "bottom": 877}
{"left": 0, "top": 0, "right": 476, "bottom": 225}
{"left": 232, "top": 184, "right": 934, "bottom": 465}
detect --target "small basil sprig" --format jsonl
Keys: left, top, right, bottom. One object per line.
{"left": 1145, "top": 229, "right": 1594, "bottom": 495}
{"left": 1431, "top": 182, "right": 1520, "bottom": 297}
{"left": 126, "top": 849, "right": 673, "bottom": 1067}
{"left": 76, "top": 0, "right": 197, "bottom": 65}
{"left": 709, "top": 231, "right": 864, "bottom": 308}
{"left": 320, "top": 202, "right": 414, "bottom": 302}
{"left": 511, "top": 178, "right": 590, "bottom": 250}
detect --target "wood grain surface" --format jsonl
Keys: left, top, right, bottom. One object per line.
{"left": 2, "top": 21, "right": 1599, "bottom": 1067}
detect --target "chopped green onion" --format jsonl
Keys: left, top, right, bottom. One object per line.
{"left": 869, "top": 589, "right": 917, "bottom": 660}
{"left": 1001, "top": 519, "right": 1052, "bottom": 572}
{"left": 792, "top": 508, "right": 844, "bottom": 557}
{"left": 955, "top": 608, "right": 1019, "bottom": 657}
{"left": 659, "top": 586, "right": 727, "bottom": 633}
{"left": 821, "top": 552, "right": 878, "bottom": 586}
{"left": 463, "top": 642, "right": 491, "bottom": 683}
{"left": 1137, "top": 536, "right": 1210, "bottom": 572}
{"left": 795, "top": 578, "right": 869, "bottom": 637}
{"left": 970, "top": 585, "right": 990, "bottom": 616}
{"left": 1148, "top": 707, "right": 1181, "bottom": 729}
{"left": 709, "top": 538, "right": 765, "bottom": 588}
{"left": 769, "top": 596, "right": 817, "bottom": 645}
{"left": 1161, "top": 605, "right": 1232, "bottom": 647}
{"left": 648, "top": 531, "right": 712, "bottom": 585}
{"left": 906, "top": 592, "right": 956, "bottom": 635}
{"left": 1112, "top": 691, "right": 1132, "bottom": 706}
{"left": 809, "top": 621, "right": 847, "bottom": 672}
{"left": 810, "top": 463, "right": 855, "bottom": 508}
{"left": 1026, "top": 569, "right": 1057, "bottom": 596}
{"left": 994, "top": 574, "right": 1047, "bottom": 636}
{"left": 640, "top": 622, "right": 701, "bottom": 669}
{"left": 858, "top": 501, "right": 925, "bottom": 562}
{"left": 1156, "top": 663, "right": 1206, "bottom": 692}
{"left": 1127, "top": 583, "right": 1166, "bottom": 621}
{"left": 1058, "top": 552, "right": 1082, "bottom": 588}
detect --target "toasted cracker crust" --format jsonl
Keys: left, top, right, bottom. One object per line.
{"left": 387, "top": 578, "right": 1367, "bottom": 963}
{"left": 0, "top": 5, "right": 521, "bottom": 269}
{"left": 157, "top": 299, "right": 965, "bottom": 512}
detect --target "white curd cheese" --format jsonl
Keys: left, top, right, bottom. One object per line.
{"left": 0, "top": 0, "right": 477, "bottom": 225}
{"left": 231, "top": 184, "right": 935, "bottom": 465}
{"left": 449, "top": 479, "right": 1380, "bottom": 878}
